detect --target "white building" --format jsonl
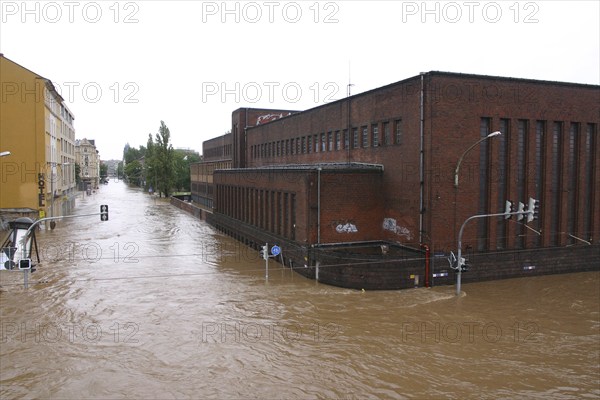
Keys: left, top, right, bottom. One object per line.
{"left": 75, "top": 139, "right": 100, "bottom": 190}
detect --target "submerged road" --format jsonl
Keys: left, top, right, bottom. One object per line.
{"left": 1, "top": 181, "right": 598, "bottom": 398}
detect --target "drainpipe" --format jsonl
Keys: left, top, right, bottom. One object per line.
{"left": 419, "top": 72, "right": 425, "bottom": 244}
{"left": 420, "top": 243, "right": 430, "bottom": 288}
{"left": 317, "top": 167, "right": 322, "bottom": 244}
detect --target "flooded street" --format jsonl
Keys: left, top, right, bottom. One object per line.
{"left": 1, "top": 181, "right": 599, "bottom": 399}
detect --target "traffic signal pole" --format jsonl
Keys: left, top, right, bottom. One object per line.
{"left": 13, "top": 207, "right": 110, "bottom": 289}
{"left": 454, "top": 204, "right": 537, "bottom": 296}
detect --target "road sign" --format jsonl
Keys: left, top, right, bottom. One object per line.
{"left": 271, "top": 245, "right": 281, "bottom": 256}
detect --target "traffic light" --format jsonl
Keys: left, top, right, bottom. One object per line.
{"left": 100, "top": 205, "right": 109, "bottom": 221}
{"left": 460, "top": 257, "right": 470, "bottom": 272}
{"left": 504, "top": 200, "right": 513, "bottom": 219}
{"left": 526, "top": 197, "right": 540, "bottom": 223}
{"left": 517, "top": 202, "right": 525, "bottom": 221}
{"left": 259, "top": 244, "right": 268, "bottom": 260}
{"left": 447, "top": 251, "right": 457, "bottom": 270}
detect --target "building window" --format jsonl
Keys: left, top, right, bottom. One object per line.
{"left": 308, "top": 136, "right": 312, "bottom": 153}
{"left": 302, "top": 137, "right": 306, "bottom": 154}
{"left": 328, "top": 131, "right": 333, "bottom": 151}
{"left": 314, "top": 134, "right": 319, "bottom": 153}
{"left": 321, "top": 133, "right": 326, "bottom": 152}
{"left": 352, "top": 128, "right": 359, "bottom": 149}
{"left": 395, "top": 119, "right": 403, "bottom": 144}
{"left": 567, "top": 123, "right": 579, "bottom": 244}
{"left": 291, "top": 193, "right": 296, "bottom": 240}
{"left": 477, "top": 117, "right": 492, "bottom": 251}
{"left": 362, "top": 126, "right": 368, "bottom": 148}
{"left": 496, "top": 118, "right": 509, "bottom": 250}
{"left": 515, "top": 119, "right": 528, "bottom": 249}
{"left": 372, "top": 124, "right": 379, "bottom": 147}
{"left": 344, "top": 129, "right": 349, "bottom": 149}
{"left": 583, "top": 124, "right": 596, "bottom": 241}
{"left": 534, "top": 120, "right": 545, "bottom": 246}
{"left": 550, "top": 122, "right": 562, "bottom": 246}
{"left": 335, "top": 131, "right": 341, "bottom": 150}
{"left": 383, "top": 122, "right": 390, "bottom": 146}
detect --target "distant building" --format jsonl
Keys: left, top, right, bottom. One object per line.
{"left": 0, "top": 54, "right": 77, "bottom": 226}
{"left": 190, "top": 108, "right": 296, "bottom": 208}
{"left": 102, "top": 159, "right": 121, "bottom": 178}
{"left": 197, "top": 71, "right": 599, "bottom": 289}
{"left": 75, "top": 139, "right": 100, "bottom": 190}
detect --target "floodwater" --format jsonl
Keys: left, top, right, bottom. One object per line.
{"left": 1, "top": 181, "right": 599, "bottom": 399}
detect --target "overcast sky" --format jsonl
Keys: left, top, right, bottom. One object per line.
{"left": 1, "top": 0, "right": 598, "bottom": 160}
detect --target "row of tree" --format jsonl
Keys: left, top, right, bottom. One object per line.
{"left": 122, "top": 121, "right": 201, "bottom": 197}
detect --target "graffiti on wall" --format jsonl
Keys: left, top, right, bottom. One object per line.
{"left": 332, "top": 220, "right": 358, "bottom": 233}
{"left": 255, "top": 112, "right": 292, "bottom": 125}
{"left": 383, "top": 218, "right": 412, "bottom": 240}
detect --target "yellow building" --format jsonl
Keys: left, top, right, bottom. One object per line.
{"left": 0, "top": 54, "right": 76, "bottom": 228}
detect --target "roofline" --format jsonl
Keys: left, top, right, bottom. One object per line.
{"left": 426, "top": 70, "right": 599, "bottom": 89}
{"left": 245, "top": 70, "right": 599, "bottom": 132}
{"left": 0, "top": 53, "right": 66, "bottom": 104}
{"left": 231, "top": 107, "right": 302, "bottom": 114}
{"left": 214, "top": 162, "right": 385, "bottom": 173}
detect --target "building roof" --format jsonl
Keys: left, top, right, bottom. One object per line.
{"left": 0, "top": 53, "right": 66, "bottom": 104}
{"left": 247, "top": 70, "right": 599, "bottom": 131}
{"left": 215, "top": 162, "right": 384, "bottom": 173}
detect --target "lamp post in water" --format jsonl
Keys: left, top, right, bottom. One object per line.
{"left": 453, "top": 131, "right": 502, "bottom": 295}
{"left": 454, "top": 131, "right": 501, "bottom": 188}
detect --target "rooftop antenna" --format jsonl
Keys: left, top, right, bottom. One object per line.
{"left": 347, "top": 60, "right": 354, "bottom": 97}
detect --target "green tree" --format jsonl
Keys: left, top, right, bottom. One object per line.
{"left": 154, "top": 121, "right": 175, "bottom": 197}
{"left": 99, "top": 162, "right": 108, "bottom": 182}
{"left": 144, "top": 133, "right": 157, "bottom": 192}
{"left": 173, "top": 151, "right": 201, "bottom": 191}
{"left": 74, "top": 163, "right": 81, "bottom": 186}
{"left": 124, "top": 160, "right": 143, "bottom": 186}
{"left": 123, "top": 143, "right": 148, "bottom": 186}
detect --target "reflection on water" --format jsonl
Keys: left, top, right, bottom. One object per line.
{"left": 1, "top": 181, "right": 599, "bottom": 399}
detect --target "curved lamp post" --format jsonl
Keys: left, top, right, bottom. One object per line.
{"left": 454, "top": 131, "right": 501, "bottom": 188}
{"left": 453, "top": 130, "right": 501, "bottom": 295}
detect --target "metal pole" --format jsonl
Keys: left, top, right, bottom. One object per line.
{"left": 265, "top": 242, "right": 269, "bottom": 280}
{"left": 454, "top": 131, "right": 501, "bottom": 188}
{"left": 455, "top": 209, "right": 530, "bottom": 296}
{"left": 23, "top": 269, "right": 28, "bottom": 289}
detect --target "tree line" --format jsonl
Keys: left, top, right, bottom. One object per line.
{"left": 122, "top": 121, "right": 201, "bottom": 197}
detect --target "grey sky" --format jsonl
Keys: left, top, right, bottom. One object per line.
{"left": 1, "top": 1, "right": 598, "bottom": 160}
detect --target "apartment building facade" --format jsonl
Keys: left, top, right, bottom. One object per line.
{"left": 75, "top": 138, "right": 100, "bottom": 190}
{"left": 0, "top": 54, "right": 77, "bottom": 226}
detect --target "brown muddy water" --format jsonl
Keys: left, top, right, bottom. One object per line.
{"left": 1, "top": 181, "right": 598, "bottom": 399}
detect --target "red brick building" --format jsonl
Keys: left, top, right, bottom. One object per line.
{"left": 192, "top": 71, "right": 599, "bottom": 289}
{"left": 191, "top": 108, "right": 296, "bottom": 208}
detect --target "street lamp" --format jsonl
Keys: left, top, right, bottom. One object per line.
{"left": 454, "top": 131, "right": 501, "bottom": 188}
{"left": 453, "top": 130, "right": 501, "bottom": 296}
